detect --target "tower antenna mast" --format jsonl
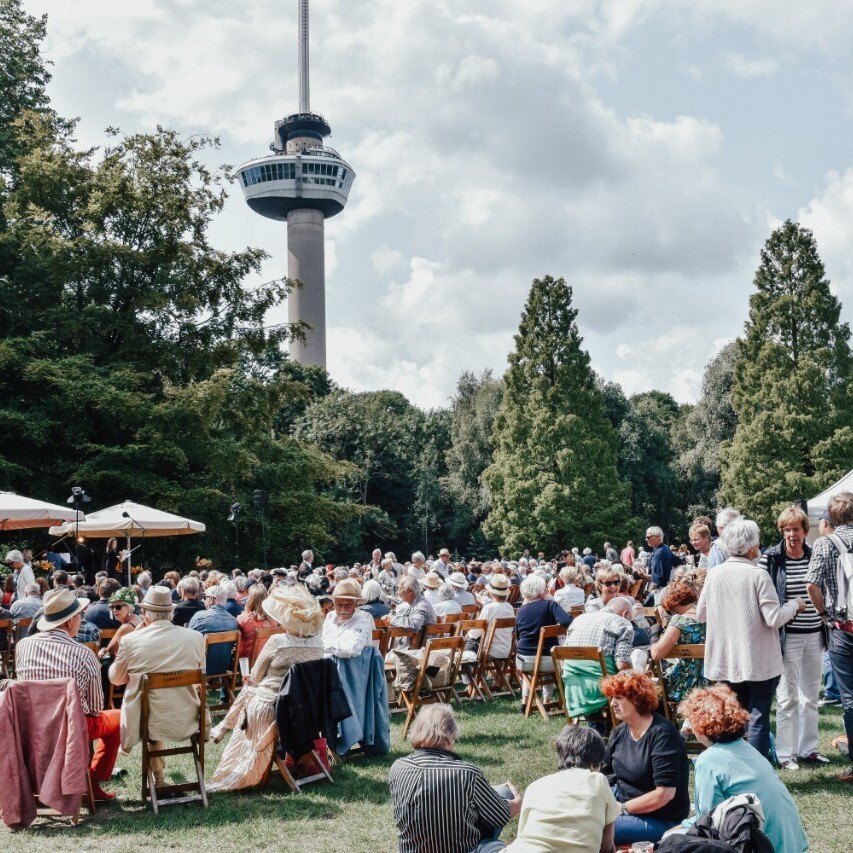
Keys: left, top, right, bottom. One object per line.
{"left": 298, "top": 0, "right": 310, "bottom": 113}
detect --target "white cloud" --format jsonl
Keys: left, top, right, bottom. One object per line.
{"left": 721, "top": 51, "right": 778, "bottom": 79}
{"left": 26, "top": 0, "right": 853, "bottom": 409}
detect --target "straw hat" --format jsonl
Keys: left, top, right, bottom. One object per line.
{"left": 331, "top": 578, "right": 364, "bottom": 602}
{"left": 447, "top": 571, "right": 469, "bottom": 590}
{"left": 421, "top": 571, "right": 442, "bottom": 590}
{"left": 487, "top": 575, "right": 511, "bottom": 597}
{"left": 37, "top": 587, "right": 89, "bottom": 631}
{"left": 139, "top": 586, "right": 175, "bottom": 613}
{"left": 263, "top": 585, "right": 324, "bottom": 636}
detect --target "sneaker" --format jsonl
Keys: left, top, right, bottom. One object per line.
{"left": 799, "top": 752, "right": 831, "bottom": 765}
{"left": 835, "top": 765, "right": 853, "bottom": 783}
{"left": 818, "top": 697, "right": 841, "bottom": 707}
{"left": 780, "top": 759, "right": 800, "bottom": 771}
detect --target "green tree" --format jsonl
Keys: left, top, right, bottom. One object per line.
{"left": 618, "top": 391, "right": 680, "bottom": 534}
{"left": 483, "top": 275, "right": 630, "bottom": 554}
{"left": 673, "top": 342, "right": 738, "bottom": 524}
{"left": 720, "top": 220, "right": 853, "bottom": 535}
{"left": 442, "top": 370, "right": 503, "bottom": 555}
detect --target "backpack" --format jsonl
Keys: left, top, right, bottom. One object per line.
{"left": 826, "top": 533, "right": 853, "bottom": 618}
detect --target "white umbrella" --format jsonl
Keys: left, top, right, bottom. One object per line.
{"left": 0, "top": 491, "right": 85, "bottom": 530}
{"left": 49, "top": 500, "right": 205, "bottom": 585}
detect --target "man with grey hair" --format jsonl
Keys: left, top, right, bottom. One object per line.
{"left": 173, "top": 576, "right": 205, "bottom": 627}
{"left": 136, "top": 571, "right": 152, "bottom": 593}
{"left": 389, "top": 704, "right": 521, "bottom": 853}
{"left": 298, "top": 549, "right": 314, "bottom": 581}
{"left": 188, "top": 584, "right": 238, "bottom": 676}
{"left": 109, "top": 586, "right": 205, "bottom": 787}
{"left": 221, "top": 580, "right": 243, "bottom": 617}
{"left": 645, "top": 525, "right": 673, "bottom": 589}
{"left": 10, "top": 582, "right": 43, "bottom": 619}
{"left": 707, "top": 506, "right": 742, "bottom": 568}
{"left": 389, "top": 575, "right": 436, "bottom": 647}
{"left": 431, "top": 548, "right": 452, "bottom": 579}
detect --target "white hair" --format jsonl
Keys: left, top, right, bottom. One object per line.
{"left": 411, "top": 551, "right": 425, "bottom": 563}
{"left": 715, "top": 507, "right": 742, "bottom": 531}
{"left": 302, "top": 549, "right": 313, "bottom": 560}
{"left": 205, "top": 585, "right": 227, "bottom": 606}
{"left": 645, "top": 526, "right": 663, "bottom": 539}
{"left": 721, "top": 518, "right": 759, "bottom": 557}
{"left": 437, "top": 582, "right": 456, "bottom": 602}
{"left": 136, "top": 571, "right": 152, "bottom": 589}
{"left": 521, "top": 575, "right": 545, "bottom": 599}
{"left": 362, "top": 579, "right": 385, "bottom": 602}
{"left": 222, "top": 581, "right": 237, "bottom": 599}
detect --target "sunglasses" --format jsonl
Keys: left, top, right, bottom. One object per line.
{"left": 602, "top": 580, "right": 621, "bottom": 587}
{"left": 109, "top": 604, "right": 128, "bottom": 611}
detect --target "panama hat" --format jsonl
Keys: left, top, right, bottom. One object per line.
{"left": 331, "top": 578, "right": 365, "bottom": 602}
{"left": 37, "top": 587, "right": 89, "bottom": 631}
{"left": 421, "top": 572, "right": 442, "bottom": 590}
{"left": 447, "top": 571, "right": 469, "bottom": 590}
{"left": 487, "top": 575, "right": 511, "bottom": 597}
{"left": 139, "top": 586, "right": 175, "bottom": 613}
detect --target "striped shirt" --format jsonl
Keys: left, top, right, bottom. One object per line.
{"left": 16, "top": 629, "right": 103, "bottom": 716}
{"left": 806, "top": 525, "right": 853, "bottom": 620}
{"left": 389, "top": 748, "right": 510, "bottom": 853}
{"left": 759, "top": 551, "right": 821, "bottom": 634}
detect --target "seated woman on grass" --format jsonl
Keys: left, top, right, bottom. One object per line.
{"left": 666, "top": 684, "right": 808, "bottom": 852}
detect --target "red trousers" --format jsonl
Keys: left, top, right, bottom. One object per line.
{"left": 86, "top": 710, "right": 121, "bottom": 782}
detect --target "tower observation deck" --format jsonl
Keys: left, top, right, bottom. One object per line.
{"left": 237, "top": 0, "right": 355, "bottom": 369}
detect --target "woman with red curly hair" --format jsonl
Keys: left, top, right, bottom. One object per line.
{"left": 670, "top": 685, "right": 807, "bottom": 851}
{"left": 601, "top": 671, "right": 689, "bottom": 846}
{"left": 650, "top": 580, "right": 707, "bottom": 702}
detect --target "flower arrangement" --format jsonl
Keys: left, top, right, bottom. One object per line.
{"left": 195, "top": 557, "right": 214, "bottom": 570}
{"left": 34, "top": 560, "right": 54, "bottom": 574}
{"left": 130, "top": 564, "right": 144, "bottom": 576}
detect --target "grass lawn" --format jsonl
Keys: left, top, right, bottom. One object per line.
{"left": 2, "top": 700, "right": 848, "bottom": 852}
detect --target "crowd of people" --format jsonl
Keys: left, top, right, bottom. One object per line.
{"left": 1, "top": 491, "right": 851, "bottom": 852}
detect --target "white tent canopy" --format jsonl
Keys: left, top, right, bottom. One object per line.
{"left": 806, "top": 469, "right": 853, "bottom": 539}
{"left": 49, "top": 500, "right": 205, "bottom": 585}
{"left": 0, "top": 491, "right": 85, "bottom": 530}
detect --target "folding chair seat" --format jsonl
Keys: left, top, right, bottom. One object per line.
{"left": 551, "top": 645, "right": 615, "bottom": 729}
{"left": 204, "top": 630, "right": 240, "bottom": 716}
{"left": 141, "top": 669, "right": 208, "bottom": 814}
{"left": 250, "top": 626, "right": 285, "bottom": 666}
{"left": 478, "top": 617, "right": 518, "bottom": 700}
{"left": 398, "top": 636, "right": 465, "bottom": 738}
{"left": 454, "top": 618, "right": 489, "bottom": 702}
{"left": 650, "top": 643, "right": 706, "bottom": 754}
{"left": 517, "top": 624, "right": 567, "bottom": 720}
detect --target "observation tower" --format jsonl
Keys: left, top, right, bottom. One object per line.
{"left": 237, "top": 0, "right": 355, "bottom": 368}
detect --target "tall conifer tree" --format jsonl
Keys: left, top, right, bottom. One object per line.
{"left": 483, "top": 275, "right": 630, "bottom": 553}
{"left": 720, "top": 220, "right": 853, "bottom": 535}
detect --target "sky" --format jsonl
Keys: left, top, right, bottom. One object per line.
{"left": 27, "top": 0, "right": 853, "bottom": 409}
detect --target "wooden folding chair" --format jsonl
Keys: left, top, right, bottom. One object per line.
{"left": 384, "top": 627, "right": 418, "bottom": 707}
{"left": 372, "top": 626, "right": 388, "bottom": 656}
{"left": 438, "top": 612, "right": 464, "bottom": 624}
{"left": 650, "top": 643, "right": 706, "bottom": 753}
{"left": 461, "top": 604, "right": 480, "bottom": 617}
{"left": 0, "top": 619, "right": 14, "bottom": 678}
{"left": 98, "top": 627, "right": 117, "bottom": 648}
{"left": 204, "top": 630, "right": 240, "bottom": 716}
{"left": 478, "top": 617, "right": 518, "bottom": 700}
{"left": 454, "top": 618, "right": 489, "bottom": 702}
{"left": 641, "top": 607, "right": 664, "bottom": 628}
{"left": 140, "top": 669, "right": 208, "bottom": 814}
{"left": 518, "top": 624, "right": 567, "bottom": 720}
{"left": 551, "top": 645, "right": 615, "bottom": 728}
{"left": 420, "top": 622, "right": 456, "bottom": 646}
{"left": 507, "top": 585, "right": 521, "bottom": 606}
{"left": 399, "top": 636, "right": 465, "bottom": 737}
{"left": 251, "top": 626, "right": 285, "bottom": 666}
{"left": 630, "top": 578, "right": 648, "bottom": 601}
{"left": 13, "top": 617, "right": 32, "bottom": 641}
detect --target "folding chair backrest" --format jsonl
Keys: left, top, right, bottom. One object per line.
{"left": 454, "top": 618, "right": 487, "bottom": 639}
{"left": 386, "top": 626, "right": 418, "bottom": 650}
{"left": 642, "top": 607, "right": 663, "bottom": 627}
{"left": 204, "top": 630, "right": 241, "bottom": 672}
{"left": 99, "top": 628, "right": 117, "bottom": 648}
{"left": 372, "top": 626, "right": 388, "bottom": 656}
{"left": 141, "top": 669, "right": 207, "bottom": 812}
{"left": 251, "top": 626, "right": 285, "bottom": 665}
{"left": 570, "top": 606, "right": 585, "bottom": 618}
{"left": 461, "top": 604, "right": 479, "bottom": 617}
{"left": 438, "top": 612, "right": 464, "bottom": 624}
{"left": 0, "top": 619, "right": 13, "bottom": 676}
{"left": 536, "top": 623, "right": 567, "bottom": 655}
{"left": 550, "top": 645, "right": 610, "bottom": 724}
{"left": 421, "top": 623, "right": 455, "bottom": 645}
{"left": 482, "top": 617, "right": 516, "bottom": 660}
{"left": 14, "top": 617, "right": 32, "bottom": 642}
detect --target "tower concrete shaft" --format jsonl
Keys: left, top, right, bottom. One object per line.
{"left": 287, "top": 209, "right": 326, "bottom": 367}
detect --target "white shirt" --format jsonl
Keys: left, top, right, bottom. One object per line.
{"left": 321, "top": 609, "right": 374, "bottom": 659}
{"left": 554, "top": 585, "right": 585, "bottom": 610}
{"left": 15, "top": 563, "right": 35, "bottom": 600}
{"left": 469, "top": 600, "right": 515, "bottom": 657}
{"left": 431, "top": 559, "right": 451, "bottom": 578}
{"left": 453, "top": 589, "right": 477, "bottom": 607}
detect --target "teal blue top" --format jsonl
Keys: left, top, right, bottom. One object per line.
{"left": 682, "top": 738, "right": 808, "bottom": 852}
